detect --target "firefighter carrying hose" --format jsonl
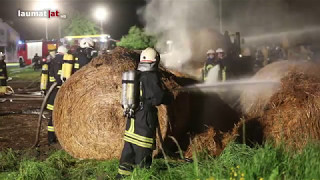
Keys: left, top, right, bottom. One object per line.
{"left": 73, "top": 38, "right": 98, "bottom": 73}
{"left": 202, "top": 49, "right": 216, "bottom": 81}
{"left": 46, "top": 45, "right": 67, "bottom": 145}
{"left": 0, "top": 52, "right": 8, "bottom": 90}
{"left": 117, "top": 47, "right": 173, "bottom": 179}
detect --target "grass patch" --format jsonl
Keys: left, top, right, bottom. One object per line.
{"left": 17, "top": 160, "right": 62, "bottom": 180}
{"left": 0, "top": 142, "right": 320, "bottom": 179}
{"left": 45, "top": 150, "right": 76, "bottom": 175}
{"left": 7, "top": 66, "right": 41, "bottom": 81}
{"left": 0, "top": 149, "right": 18, "bottom": 172}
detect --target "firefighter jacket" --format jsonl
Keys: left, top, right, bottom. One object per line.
{"left": 123, "top": 71, "right": 173, "bottom": 149}
{"left": 48, "top": 54, "right": 63, "bottom": 88}
{"left": 73, "top": 48, "right": 97, "bottom": 73}
{"left": 118, "top": 70, "right": 173, "bottom": 176}
{"left": 217, "top": 59, "right": 227, "bottom": 82}
{"left": 202, "top": 58, "right": 217, "bottom": 81}
{"left": 0, "top": 60, "right": 7, "bottom": 81}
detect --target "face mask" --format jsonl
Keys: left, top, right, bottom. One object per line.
{"left": 208, "top": 55, "right": 215, "bottom": 59}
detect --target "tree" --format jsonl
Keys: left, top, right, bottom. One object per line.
{"left": 117, "top": 26, "right": 156, "bottom": 50}
{"left": 64, "top": 14, "right": 99, "bottom": 36}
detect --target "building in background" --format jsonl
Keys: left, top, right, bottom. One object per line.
{"left": 0, "top": 18, "right": 20, "bottom": 62}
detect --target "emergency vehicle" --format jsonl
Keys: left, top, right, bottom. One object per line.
{"left": 17, "top": 40, "right": 58, "bottom": 65}
{"left": 63, "top": 34, "right": 118, "bottom": 53}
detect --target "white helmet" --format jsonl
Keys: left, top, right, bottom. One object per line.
{"left": 80, "top": 38, "right": 95, "bottom": 48}
{"left": 216, "top": 48, "right": 224, "bottom": 53}
{"left": 57, "top": 46, "right": 67, "bottom": 54}
{"left": 206, "top": 49, "right": 215, "bottom": 54}
{"left": 140, "top": 47, "right": 158, "bottom": 63}
{"left": 138, "top": 47, "right": 160, "bottom": 72}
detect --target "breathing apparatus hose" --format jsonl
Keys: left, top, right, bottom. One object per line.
{"left": 32, "top": 82, "right": 57, "bottom": 148}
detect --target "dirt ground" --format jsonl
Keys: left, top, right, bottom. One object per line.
{"left": 0, "top": 81, "right": 60, "bottom": 154}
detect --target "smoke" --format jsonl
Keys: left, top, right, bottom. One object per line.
{"left": 141, "top": 0, "right": 320, "bottom": 48}
{"left": 139, "top": 0, "right": 220, "bottom": 71}
{"left": 222, "top": 0, "right": 320, "bottom": 46}
{"left": 140, "top": 0, "right": 320, "bottom": 75}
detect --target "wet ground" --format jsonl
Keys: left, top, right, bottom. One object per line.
{"left": 0, "top": 80, "right": 61, "bottom": 154}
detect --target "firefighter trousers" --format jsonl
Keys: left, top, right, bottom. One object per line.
{"left": 0, "top": 79, "right": 6, "bottom": 86}
{"left": 118, "top": 108, "right": 158, "bottom": 177}
{"left": 47, "top": 114, "right": 57, "bottom": 144}
{"left": 46, "top": 87, "right": 59, "bottom": 145}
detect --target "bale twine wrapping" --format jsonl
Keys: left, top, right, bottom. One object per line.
{"left": 53, "top": 47, "right": 196, "bottom": 160}
{"left": 239, "top": 61, "right": 320, "bottom": 149}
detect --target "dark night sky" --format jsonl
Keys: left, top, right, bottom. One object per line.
{"left": 1, "top": 0, "right": 320, "bottom": 41}
{"left": 0, "top": 0, "right": 146, "bottom": 40}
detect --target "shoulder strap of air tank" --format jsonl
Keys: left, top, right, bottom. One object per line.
{"left": 135, "top": 70, "right": 144, "bottom": 108}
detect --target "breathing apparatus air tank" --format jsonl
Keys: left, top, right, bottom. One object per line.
{"left": 61, "top": 53, "right": 74, "bottom": 81}
{"left": 40, "top": 63, "right": 49, "bottom": 91}
{"left": 122, "top": 72, "right": 128, "bottom": 115}
{"left": 121, "top": 70, "right": 137, "bottom": 118}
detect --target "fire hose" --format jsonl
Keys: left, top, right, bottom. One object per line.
{"left": 32, "top": 82, "right": 57, "bottom": 148}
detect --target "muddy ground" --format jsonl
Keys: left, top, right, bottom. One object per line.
{"left": 0, "top": 81, "right": 61, "bottom": 156}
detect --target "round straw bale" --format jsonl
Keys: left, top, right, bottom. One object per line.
{"left": 240, "top": 60, "right": 315, "bottom": 117}
{"left": 53, "top": 47, "right": 196, "bottom": 160}
{"left": 239, "top": 61, "right": 320, "bottom": 149}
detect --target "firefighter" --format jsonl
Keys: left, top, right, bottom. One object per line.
{"left": 73, "top": 38, "right": 98, "bottom": 73}
{"left": 0, "top": 52, "right": 8, "bottom": 87}
{"left": 117, "top": 47, "right": 173, "bottom": 179}
{"left": 216, "top": 48, "right": 227, "bottom": 82}
{"left": 40, "top": 51, "right": 56, "bottom": 94}
{"left": 46, "top": 46, "right": 67, "bottom": 145}
{"left": 202, "top": 49, "right": 216, "bottom": 81}
{"left": 33, "top": 53, "right": 42, "bottom": 71}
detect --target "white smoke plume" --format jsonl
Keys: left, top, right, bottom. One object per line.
{"left": 140, "top": 0, "right": 220, "bottom": 72}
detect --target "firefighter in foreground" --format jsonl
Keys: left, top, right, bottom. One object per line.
{"left": 73, "top": 37, "right": 98, "bottom": 73}
{"left": 117, "top": 47, "right": 173, "bottom": 178}
{"left": 46, "top": 46, "right": 67, "bottom": 145}
{"left": 0, "top": 52, "right": 7, "bottom": 86}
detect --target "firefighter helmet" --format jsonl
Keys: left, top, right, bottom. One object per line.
{"left": 206, "top": 49, "right": 215, "bottom": 54}
{"left": 137, "top": 47, "right": 160, "bottom": 72}
{"left": 216, "top": 48, "right": 224, "bottom": 53}
{"left": 57, "top": 46, "right": 67, "bottom": 54}
{"left": 80, "top": 38, "right": 95, "bottom": 48}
